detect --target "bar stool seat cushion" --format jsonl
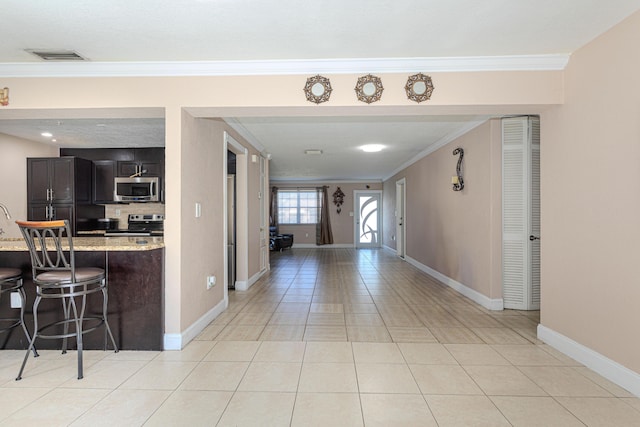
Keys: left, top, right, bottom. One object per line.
{"left": 0, "top": 268, "right": 22, "bottom": 281}
{"left": 36, "top": 267, "right": 105, "bottom": 284}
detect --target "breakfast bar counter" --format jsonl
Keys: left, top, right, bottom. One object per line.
{"left": 0, "top": 236, "right": 164, "bottom": 252}
{"left": 0, "top": 237, "right": 164, "bottom": 351}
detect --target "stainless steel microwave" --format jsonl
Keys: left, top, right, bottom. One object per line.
{"left": 114, "top": 177, "right": 159, "bottom": 202}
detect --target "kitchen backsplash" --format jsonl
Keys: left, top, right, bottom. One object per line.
{"left": 104, "top": 203, "right": 165, "bottom": 229}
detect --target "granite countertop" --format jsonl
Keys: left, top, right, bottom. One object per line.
{"left": 0, "top": 236, "right": 164, "bottom": 251}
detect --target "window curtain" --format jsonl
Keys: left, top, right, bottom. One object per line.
{"left": 269, "top": 186, "right": 278, "bottom": 229}
{"left": 316, "top": 186, "right": 334, "bottom": 245}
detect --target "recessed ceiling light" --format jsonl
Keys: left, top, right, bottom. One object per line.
{"left": 41, "top": 132, "right": 53, "bottom": 137}
{"left": 361, "top": 144, "right": 384, "bottom": 152}
{"left": 305, "top": 149, "right": 323, "bottom": 155}
{"left": 51, "top": 139, "right": 57, "bottom": 142}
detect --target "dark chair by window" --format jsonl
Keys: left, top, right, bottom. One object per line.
{"left": 15, "top": 220, "right": 118, "bottom": 380}
{"left": 269, "top": 226, "right": 293, "bottom": 251}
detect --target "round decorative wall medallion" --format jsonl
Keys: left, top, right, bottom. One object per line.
{"left": 304, "top": 75, "right": 332, "bottom": 104}
{"left": 405, "top": 73, "right": 434, "bottom": 103}
{"left": 355, "top": 74, "right": 384, "bottom": 104}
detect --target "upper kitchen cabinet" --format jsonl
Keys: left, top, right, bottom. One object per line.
{"left": 93, "top": 160, "right": 117, "bottom": 204}
{"left": 27, "top": 157, "right": 91, "bottom": 205}
{"left": 60, "top": 148, "right": 165, "bottom": 203}
{"left": 117, "top": 148, "right": 164, "bottom": 178}
{"left": 26, "top": 157, "right": 99, "bottom": 235}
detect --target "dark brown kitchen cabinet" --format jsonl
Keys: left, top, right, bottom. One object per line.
{"left": 27, "top": 204, "right": 73, "bottom": 223}
{"left": 117, "top": 148, "right": 164, "bottom": 178}
{"left": 60, "top": 148, "right": 165, "bottom": 203}
{"left": 27, "top": 157, "right": 79, "bottom": 204}
{"left": 27, "top": 157, "right": 100, "bottom": 235}
{"left": 93, "top": 160, "right": 117, "bottom": 204}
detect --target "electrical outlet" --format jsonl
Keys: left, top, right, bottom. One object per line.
{"left": 115, "top": 208, "right": 121, "bottom": 217}
{"left": 10, "top": 292, "right": 22, "bottom": 308}
{"left": 206, "top": 275, "right": 216, "bottom": 289}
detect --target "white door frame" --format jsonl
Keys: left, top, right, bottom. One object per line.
{"left": 354, "top": 190, "right": 382, "bottom": 249}
{"left": 224, "top": 132, "right": 248, "bottom": 294}
{"left": 395, "top": 178, "right": 406, "bottom": 258}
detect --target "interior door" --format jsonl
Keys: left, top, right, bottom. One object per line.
{"left": 355, "top": 191, "right": 382, "bottom": 249}
{"left": 395, "top": 178, "right": 406, "bottom": 258}
{"left": 502, "top": 116, "right": 541, "bottom": 310}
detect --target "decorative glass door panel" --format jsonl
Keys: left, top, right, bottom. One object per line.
{"left": 355, "top": 191, "right": 381, "bottom": 248}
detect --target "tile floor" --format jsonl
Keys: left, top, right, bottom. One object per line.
{"left": 0, "top": 248, "right": 639, "bottom": 426}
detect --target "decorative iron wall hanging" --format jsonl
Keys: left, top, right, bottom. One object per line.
{"left": 304, "top": 75, "right": 332, "bottom": 104}
{"left": 405, "top": 73, "right": 434, "bottom": 103}
{"left": 354, "top": 74, "right": 384, "bottom": 104}
{"left": 332, "top": 187, "right": 345, "bottom": 214}
{"left": 452, "top": 147, "right": 464, "bottom": 191}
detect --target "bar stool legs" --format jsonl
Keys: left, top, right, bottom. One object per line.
{"left": 0, "top": 268, "right": 38, "bottom": 358}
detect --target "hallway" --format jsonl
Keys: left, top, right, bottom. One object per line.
{"left": 0, "top": 248, "right": 638, "bottom": 426}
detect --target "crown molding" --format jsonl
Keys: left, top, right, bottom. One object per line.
{"left": 223, "top": 118, "right": 265, "bottom": 153}
{"left": 0, "top": 54, "right": 570, "bottom": 78}
{"left": 383, "top": 118, "right": 489, "bottom": 182}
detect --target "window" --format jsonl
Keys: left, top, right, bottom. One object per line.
{"left": 277, "top": 190, "right": 319, "bottom": 224}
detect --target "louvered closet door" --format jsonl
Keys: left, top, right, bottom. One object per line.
{"left": 502, "top": 116, "right": 540, "bottom": 310}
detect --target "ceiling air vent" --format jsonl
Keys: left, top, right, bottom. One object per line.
{"left": 25, "top": 49, "right": 87, "bottom": 61}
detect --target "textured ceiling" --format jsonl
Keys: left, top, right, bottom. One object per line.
{"left": 1, "top": 0, "right": 639, "bottom": 62}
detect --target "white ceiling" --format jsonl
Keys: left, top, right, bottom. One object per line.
{"left": 1, "top": 0, "right": 639, "bottom": 181}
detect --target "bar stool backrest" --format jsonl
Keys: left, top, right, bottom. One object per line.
{"left": 15, "top": 220, "right": 76, "bottom": 284}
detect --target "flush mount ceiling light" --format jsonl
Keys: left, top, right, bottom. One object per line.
{"left": 305, "top": 149, "right": 323, "bottom": 155}
{"left": 360, "top": 144, "right": 384, "bottom": 153}
{"left": 41, "top": 132, "right": 53, "bottom": 137}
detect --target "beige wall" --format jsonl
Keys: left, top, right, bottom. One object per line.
{"left": 383, "top": 120, "right": 502, "bottom": 299}
{"left": 179, "top": 115, "right": 264, "bottom": 328}
{"left": 541, "top": 11, "right": 640, "bottom": 373}
{"left": 274, "top": 182, "right": 383, "bottom": 245}
{"left": 0, "top": 68, "right": 563, "bottom": 342}
{"left": 0, "top": 134, "right": 58, "bottom": 238}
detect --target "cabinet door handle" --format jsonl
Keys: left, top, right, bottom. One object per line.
{"left": 46, "top": 188, "right": 50, "bottom": 201}
{"left": 51, "top": 206, "right": 56, "bottom": 219}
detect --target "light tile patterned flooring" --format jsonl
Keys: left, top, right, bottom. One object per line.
{"left": 0, "top": 248, "right": 639, "bottom": 426}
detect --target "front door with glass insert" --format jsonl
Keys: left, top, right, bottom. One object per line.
{"left": 354, "top": 191, "right": 382, "bottom": 248}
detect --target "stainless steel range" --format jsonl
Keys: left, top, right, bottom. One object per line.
{"left": 105, "top": 214, "right": 164, "bottom": 237}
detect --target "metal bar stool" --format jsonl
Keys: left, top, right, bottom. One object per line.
{"left": 0, "top": 268, "right": 38, "bottom": 356}
{"left": 15, "top": 219, "right": 118, "bottom": 380}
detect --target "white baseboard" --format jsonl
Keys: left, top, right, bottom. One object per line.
{"left": 292, "top": 243, "right": 354, "bottom": 248}
{"left": 382, "top": 244, "right": 397, "bottom": 253}
{"left": 163, "top": 297, "right": 228, "bottom": 350}
{"left": 405, "top": 255, "right": 504, "bottom": 311}
{"left": 235, "top": 268, "right": 266, "bottom": 291}
{"left": 537, "top": 324, "right": 640, "bottom": 397}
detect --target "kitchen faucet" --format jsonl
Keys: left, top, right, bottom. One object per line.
{"left": 0, "top": 202, "right": 10, "bottom": 219}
